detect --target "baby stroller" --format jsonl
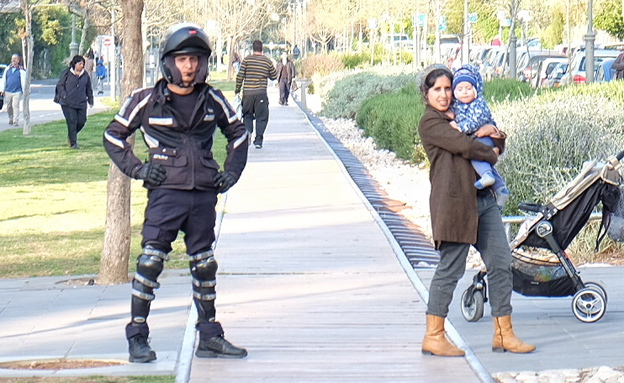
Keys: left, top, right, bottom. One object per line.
{"left": 461, "top": 152, "right": 624, "bottom": 323}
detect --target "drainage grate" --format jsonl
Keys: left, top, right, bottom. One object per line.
{"left": 305, "top": 112, "right": 439, "bottom": 268}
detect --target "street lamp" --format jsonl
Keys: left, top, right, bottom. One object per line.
{"left": 517, "top": 10, "right": 531, "bottom": 46}
{"left": 70, "top": 14, "right": 79, "bottom": 57}
{"left": 585, "top": 0, "right": 596, "bottom": 83}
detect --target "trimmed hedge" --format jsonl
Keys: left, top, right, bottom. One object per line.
{"left": 356, "top": 84, "right": 426, "bottom": 163}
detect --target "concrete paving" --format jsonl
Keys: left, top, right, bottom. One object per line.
{"left": 0, "top": 84, "right": 623, "bottom": 382}
{"left": 0, "top": 79, "right": 111, "bottom": 133}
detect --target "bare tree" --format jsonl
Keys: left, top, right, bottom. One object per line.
{"left": 99, "top": 0, "right": 144, "bottom": 284}
{"left": 308, "top": 0, "right": 347, "bottom": 52}
{"left": 18, "top": 0, "right": 41, "bottom": 136}
{"left": 202, "top": 0, "right": 276, "bottom": 80}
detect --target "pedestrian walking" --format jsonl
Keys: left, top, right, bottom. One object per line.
{"left": 55, "top": 55, "right": 94, "bottom": 149}
{"left": 0, "top": 54, "right": 26, "bottom": 126}
{"left": 235, "top": 40, "right": 277, "bottom": 149}
{"left": 84, "top": 49, "right": 95, "bottom": 78}
{"left": 417, "top": 65, "right": 535, "bottom": 357}
{"left": 103, "top": 23, "right": 249, "bottom": 363}
{"left": 95, "top": 57, "right": 107, "bottom": 95}
{"left": 275, "top": 52, "right": 296, "bottom": 106}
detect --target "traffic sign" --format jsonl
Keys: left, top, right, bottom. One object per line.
{"left": 416, "top": 13, "right": 425, "bottom": 27}
{"left": 468, "top": 13, "right": 477, "bottom": 23}
{"left": 439, "top": 16, "right": 446, "bottom": 31}
{"left": 104, "top": 38, "right": 112, "bottom": 47}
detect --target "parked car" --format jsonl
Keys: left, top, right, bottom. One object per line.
{"left": 532, "top": 57, "right": 568, "bottom": 88}
{"left": 596, "top": 58, "right": 616, "bottom": 82}
{"left": 469, "top": 46, "right": 492, "bottom": 69}
{"left": 516, "top": 50, "right": 565, "bottom": 82}
{"left": 440, "top": 34, "right": 461, "bottom": 50}
{"left": 560, "top": 49, "right": 621, "bottom": 85}
{"left": 544, "top": 62, "right": 568, "bottom": 88}
{"left": 483, "top": 49, "right": 507, "bottom": 80}
{"left": 385, "top": 34, "right": 413, "bottom": 50}
{"left": 600, "top": 42, "right": 624, "bottom": 51}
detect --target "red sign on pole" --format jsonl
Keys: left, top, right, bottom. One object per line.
{"left": 104, "top": 38, "right": 112, "bottom": 47}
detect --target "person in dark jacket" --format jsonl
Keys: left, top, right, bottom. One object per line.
{"left": 103, "top": 23, "right": 249, "bottom": 363}
{"left": 56, "top": 55, "right": 93, "bottom": 149}
{"left": 275, "top": 52, "right": 296, "bottom": 106}
{"left": 417, "top": 65, "right": 535, "bottom": 357}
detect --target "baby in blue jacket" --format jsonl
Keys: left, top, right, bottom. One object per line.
{"left": 448, "top": 64, "right": 509, "bottom": 208}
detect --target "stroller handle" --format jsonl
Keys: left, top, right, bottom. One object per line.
{"left": 617, "top": 150, "right": 624, "bottom": 161}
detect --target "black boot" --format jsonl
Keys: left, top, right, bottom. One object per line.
{"left": 195, "top": 335, "right": 247, "bottom": 359}
{"left": 128, "top": 334, "right": 157, "bottom": 363}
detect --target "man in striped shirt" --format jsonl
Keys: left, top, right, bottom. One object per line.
{"left": 235, "top": 40, "right": 278, "bottom": 149}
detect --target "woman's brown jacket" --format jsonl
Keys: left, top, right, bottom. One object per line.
{"left": 418, "top": 105, "right": 505, "bottom": 248}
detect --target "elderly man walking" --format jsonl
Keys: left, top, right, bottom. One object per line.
{"left": 0, "top": 54, "right": 26, "bottom": 126}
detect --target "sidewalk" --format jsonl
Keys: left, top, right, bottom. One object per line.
{"left": 186, "top": 88, "right": 481, "bottom": 383}
{"left": 0, "top": 79, "right": 111, "bottom": 133}
{"left": 3, "top": 84, "right": 622, "bottom": 382}
{"left": 0, "top": 87, "right": 482, "bottom": 382}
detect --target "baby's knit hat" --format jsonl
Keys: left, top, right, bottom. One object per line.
{"left": 452, "top": 67, "right": 478, "bottom": 91}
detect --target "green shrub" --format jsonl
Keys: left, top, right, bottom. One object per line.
{"left": 483, "top": 78, "right": 534, "bottom": 102}
{"left": 341, "top": 52, "right": 370, "bottom": 69}
{"left": 494, "top": 82, "right": 624, "bottom": 217}
{"left": 356, "top": 84, "right": 425, "bottom": 163}
{"left": 320, "top": 70, "right": 419, "bottom": 119}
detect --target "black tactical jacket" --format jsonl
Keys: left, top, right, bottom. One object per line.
{"left": 103, "top": 80, "right": 248, "bottom": 190}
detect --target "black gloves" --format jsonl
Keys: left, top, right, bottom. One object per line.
{"left": 136, "top": 162, "right": 166, "bottom": 185}
{"left": 213, "top": 171, "right": 237, "bottom": 193}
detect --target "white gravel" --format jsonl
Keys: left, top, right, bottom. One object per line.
{"left": 304, "top": 92, "right": 624, "bottom": 383}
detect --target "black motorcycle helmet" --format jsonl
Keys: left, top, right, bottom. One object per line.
{"left": 160, "top": 23, "right": 212, "bottom": 87}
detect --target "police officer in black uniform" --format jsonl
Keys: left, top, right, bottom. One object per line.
{"left": 103, "top": 23, "right": 249, "bottom": 363}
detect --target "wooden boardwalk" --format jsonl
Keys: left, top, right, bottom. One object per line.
{"left": 188, "top": 92, "right": 483, "bottom": 383}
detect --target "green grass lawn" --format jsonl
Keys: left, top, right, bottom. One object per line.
{"left": 0, "top": 81, "right": 236, "bottom": 279}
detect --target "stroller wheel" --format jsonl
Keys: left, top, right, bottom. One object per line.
{"left": 584, "top": 281, "right": 608, "bottom": 304}
{"left": 572, "top": 288, "right": 606, "bottom": 323}
{"left": 461, "top": 288, "right": 484, "bottom": 322}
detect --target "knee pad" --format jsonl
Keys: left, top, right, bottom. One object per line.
{"left": 132, "top": 246, "right": 168, "bottom": 302}
{"left": 190, "top": 250, "right": 218, "bottom": 318}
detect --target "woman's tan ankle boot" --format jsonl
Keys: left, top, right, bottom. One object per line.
{"left": 492, "top": 315, "right": 536, "bottom": 353}
{"left": 422, "top": 314, "right": 465, "bottom": 357}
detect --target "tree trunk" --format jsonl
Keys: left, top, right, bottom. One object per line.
{"left": 99, "top": 0, "right": 144, "bottom": 285}
{"left": 20, "top": 0, "right": 31, "bottom": 135}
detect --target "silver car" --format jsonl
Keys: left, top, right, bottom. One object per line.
{"left": 560, "top": 49, "right": 621, "bottom": 86}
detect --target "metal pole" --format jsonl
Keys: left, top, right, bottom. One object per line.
{"left": 70, "top": 14, "right": 78, "bottom": 57}
{"left": 462, "top": 0, "right": 469, "bottom": 64}
{"left": 585, "top": 0, "right": 596, "bottom": 83}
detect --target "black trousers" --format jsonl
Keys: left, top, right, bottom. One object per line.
{"left": 141, "top": 188, "right": 217, "bottom": 253}
{"left": 61, "top": 105, "right": 87, "bottom": 146}
{"left": 127, "top": 188, "right": 223, "bottom": 340}
{"left": 242, "top": 93, "right": 269, "bottom": 145}
{"left": 279, "top": 78, "right": 291, "bottom": 105}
